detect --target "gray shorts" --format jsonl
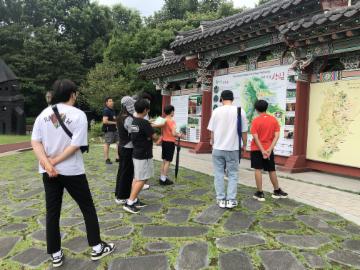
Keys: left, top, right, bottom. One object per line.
{"left": 104, "top": 131, "right": 119, "bottom": 144}
{"left": 133, "top": 158, "right": 154, "bottom": 181}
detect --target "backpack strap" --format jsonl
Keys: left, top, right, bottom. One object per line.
{"left": 237, "top": 107, "right": 242, "bottom": 162}
{"left": 52, "top": 105, "right": 73, "bottom": 139}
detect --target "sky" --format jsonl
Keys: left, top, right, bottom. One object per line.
{"left": 96, "top": 0, "right": 258, "bottom": 17}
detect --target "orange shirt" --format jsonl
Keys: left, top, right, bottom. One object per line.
{"left": 250, "top": 113, "right": 280, "bottom": 151}
{"left": 162, "top": 118, "right": 176, "bottom": 142}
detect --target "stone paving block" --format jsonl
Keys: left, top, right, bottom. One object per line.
{"left": 109, "top": 254, "right": 169, "bottom": 270}
{"left": 173, "top": 184, "right": 188, "bottom": 190}
{"left": 98, "top": 212, "right": 123, "bottom": 221}
{"left": 47, "top": 258, "right": 100, "bottom": 270}
{"left": 0, "top": 236, "right": 21, "bottom": 259}
{"left": 113, "top": 239, "right": 132, "bottom": 255}
{"left": 103, "top": 226, "right": 133, "bottom": 237}
{"left": 224, "top": 211, "right": 255, "bottom": 232}
{"left": 276, "top": 199, "right": 301, "bottom": 208}
{"left": 219, "top": 251, "right": 253, "bottom": 270}
{"left": 343, "top": 239, "right": 360, "bottom": 254}
{"left": 31, "top": 229, "right": 65, "bottom": 242}
{"left": 189, "top": 188, "right": 209, "bottom": 196}
{"left": 141, "top": 204, "right": 163, "bottom": 214}
{"left": 194, "top": 204, "right": 226, "bottom": 225}
{"left": 327, "top": 249, "right": 360, "bottom": 268}
{"left": 297, "top": 215, "right": 347, "bottom": 236}
{"left": 259, "top": 250, "right": 305, "bottom": 270}
{"left": 1, "top": 223, "right": 28, "bottom": 232}
{"left": 140, "top": 191, "right": 165, "bottom": 200}
{"left": 131, "top": 215, "right": 152, "bottom": 224}
{"left": 63, "top": 236, "right": 89, "bottom": 253}
{"left": 165, "top": 208, "right": 190, "bottom": 224}
{"left": 302, "top": 252, "right": 327, "bottom": 269}
{"left": 143, "top": 225, "right": 208, "bottom": 237}
{"left": 12, "top": 247, "right": 49, "bottom": 268}
{"left": 14, "top": 187, "right": 43, "bottom": 199}
{"left": 260, "top": 221, "right": 299, "bottom": 231}
{"left": 61, "top": 217, "right": 84, "bottom": 227}
{"left": 216, "top": 233, "right": 265, "bottom": 249}
{"left": 276, "top": 235, "right": 331, "bottom": 249}
{"left": 176, "top": 242, "right": 208, "bottom": 270}
{"left": 11, "top": 208, "right": 40, "bottom": 218}
{"left": 345, "top": 224, "right": 360, "bottom": 235}
{"left": 170, "top": 198, "right": 205, "bottom": 206}
{"left": 146, "top": 242, "right": 173, "bottom": 252}
{"left": 242, "top": 198, "right": 262, "bottom": 211}
{"left": 317, "top": 212, "right": 343, "bottom": 222}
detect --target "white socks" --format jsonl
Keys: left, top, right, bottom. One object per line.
{"left": 127, "top": 198, "right": 137, "bottom": 205}
{"left": 92, "top": 243, "right": 102, "bottom": 253}
{"left": 160, "top": 175, "right": 167, "bottom": 181}
{"left": 52, "top": 250, "right": 62, "bottom": 257}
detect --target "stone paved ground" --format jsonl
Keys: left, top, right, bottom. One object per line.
{"left": 1, "top": 146, "right": 360, "bottom": 270}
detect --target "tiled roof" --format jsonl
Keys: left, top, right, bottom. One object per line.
{"left": 138, "top": 51, "right": 184, "bottom": 72}
{"left": 170, "top": 0, "right": 312, "bottom": 49}
{"left": 279, "top": 2, "right": 360, "bottom": 37}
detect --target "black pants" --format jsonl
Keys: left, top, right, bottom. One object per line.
{"left": 115, "top": 147, "right": 134, "bottom": 200}
{"left": 43, "top": 173, "right": 101, "bottom": 254}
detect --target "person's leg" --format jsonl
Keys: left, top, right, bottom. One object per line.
{"left": 255, "top": 169, "right": 263, "bottom": 191}
{"left": 269, "top": 171, "right": 279, "bottom": 190}
{"left": 63, "top": 174, "right": 101, "bottom": 247}
{"left": 115, "top": 143, "right": 119, "bottom": 160}
{"left": 104, "top": 143, "right": 110, "bottom": 161}
{"left": 128, "top": 179, "right": 146, "bottom": 201}
{"left": 43, "top": 174, "right": 64, "bottom": 254}
{"left": 163, "top": 160, "right": 171, "bottom": 178}
{"left": 212, "top": 149, "right": 226, "bottom": 201}
{"left": 115, "top": 148, "right": 134, "bottom": 201}
{"left": 225, "top": 150, "right": 239, "bottom": 201}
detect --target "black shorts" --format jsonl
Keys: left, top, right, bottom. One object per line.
{"left": 162, "top": 141, "right": 175, "bottom": 162}
{"left": 251, "top": 151, "right": 276, "bottom": 172}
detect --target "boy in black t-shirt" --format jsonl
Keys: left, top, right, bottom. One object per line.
{"left": 123, "top": 99, "right": 157, "bottom": 214}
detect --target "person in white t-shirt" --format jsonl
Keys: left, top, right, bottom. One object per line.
{"left": 31, "top": 79, "right": 115, "bottom": 267}
{"left": 207, "top": 90, "right": 248, "bottom": 209}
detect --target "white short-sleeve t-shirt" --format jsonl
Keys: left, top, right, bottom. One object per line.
{"left": 207, "top": 105, "right": 248, "bottom": 151}
{"left": 31, "top": 103, "right": 88, "bottom": 175}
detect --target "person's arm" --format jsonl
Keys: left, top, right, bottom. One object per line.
{"left": 252, "top": 134, "right": 268, "bottom": 158}
{"left": 48, "top": 145, "right": 80, "bottom": 166}
{"left": 241, "top": 109, "right": 248, "bottom": 151}
{"left": 241, "top": 132, "right": 247, "bottom": 151}
{"left": 151, "top": 123, "right": 165, "bottom": 128}
{"left": 31, "top": 140, "right": 58, "bottom": 177}
{"left": 267, "top": 131, "right": 280, "bottom": 154}
{"left": 210, "top": 132, "right": 214, "bottom": 146}
{"left": 102, "top": 116, "right": 117, "bottom": 125}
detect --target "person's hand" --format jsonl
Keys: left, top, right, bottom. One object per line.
{"left": 44, "top": 161, "right": 58, "bottom": 178}
{"left": 48, "top": 157, "right": 57, "bottom": 166}
{"left": 261, "top": 150, "right": 268, "bottom": 159}
{"left": 241, "top": 145, "right": 247, "bottom": 153}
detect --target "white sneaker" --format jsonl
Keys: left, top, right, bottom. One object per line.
{"left": 142, "top": 184, "right": 150, "bottom": 190}
{"left": 217, "top": 199, "right": 226, "bottom": 209}
{"left": 115, "top": 198, "right": 126, "bottom": 205}
{"left": 226, "top": 200, "right": 238, "bottom": 209}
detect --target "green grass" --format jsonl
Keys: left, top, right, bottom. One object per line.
{"left": 0, "top": 135, "right": 31, "bottom": 145}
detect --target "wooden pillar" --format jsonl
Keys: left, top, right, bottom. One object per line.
{"left": 280, "top": 78, "right": 310, "bottom": 172}
{"left": 161, "top": 95, "right": 171, "bottom": 117}
{"left": 193, "top": 90, "right": 212, "bottom": 153}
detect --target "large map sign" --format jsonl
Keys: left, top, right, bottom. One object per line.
{"left": 307, "top": 79, "right": 360, "bottom": 168}
{"left": 212, "top": 65, "right": 295, "bottom": 156}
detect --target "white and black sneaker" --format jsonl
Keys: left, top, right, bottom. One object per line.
{"left": 134, "top": 199, "right": 147, "bottom": 208}
{"left": 51, "top": 250, "right": 64, "bottom": 268}
{"left": 253, "top": 191, "right": 266, "bottom": 202}
{"left": 142, "top": 184, "right": 150, "bottom": 190}
{"left": 115, "top": 198, "right": 126, "bottom": 205}
{"left": 91, "top": 242, "right": 115, "bottom": 261}
{"left": 272, "top": 188, "right": 288, "bottom": 199}
{"left": 217, "top": 199, "right": 226, "bottom": 209}
{"left": 123, "top": 203, "right": 140, "bottom": 214}
{"left": 226, "top": 200, "right": 238, "bottom": 209}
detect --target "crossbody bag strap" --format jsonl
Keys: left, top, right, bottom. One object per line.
{"left": 52, "top": 105, "right": 73, "bottom": 139}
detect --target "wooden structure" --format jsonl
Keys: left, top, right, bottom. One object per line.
{"left": 0, "top": 59, "right": 25, "bottom": 135}
{"left": 138, "top": 0, "right": 360, "bottom": 177}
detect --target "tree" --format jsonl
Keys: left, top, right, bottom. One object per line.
{"left": 257, "top": 0, "right": 271, "bottom": 6}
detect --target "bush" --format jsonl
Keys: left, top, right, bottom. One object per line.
{"left": 89, "top": 121, "right": 104, "bottom": 143}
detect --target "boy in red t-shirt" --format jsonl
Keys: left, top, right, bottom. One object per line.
{"left": 250, "top": 100, "right": 288, "bottom": 201}
{"left": 154, "top": 105, "right": 183, "bottom": 185}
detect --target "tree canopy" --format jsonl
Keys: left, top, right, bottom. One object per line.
{"left": 1, "top": 0, "right": 246, "bottom": 117}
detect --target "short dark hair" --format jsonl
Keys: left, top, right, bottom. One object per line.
{"left": 254, "top": 99, "right": 268, "bottom": 112}
{"left": 140, "top": 92, "right": 152, "bottom": 102}
{"left": 104, "top": 97, "right": 112, "bottom": 103}
{"left": 164, "top": 105, "right": 174, "bottom": 115}
{"left": 220, "top": 90, "right": 234, "bottom": 101}
{"left": 51, "top": 79, "right": 77, "bottom": 104}
{"left": 134, "top": 99, "right": 150, "bottom": 114}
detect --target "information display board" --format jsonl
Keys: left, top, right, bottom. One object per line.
{"left": 307, "top": 79, "right": 360, "bottom": 168}
{"left": 212, "top": 65, "right": 295, "bottom": 156}
{"left": 171, "top": 93, "right": 202, "bottom": 143}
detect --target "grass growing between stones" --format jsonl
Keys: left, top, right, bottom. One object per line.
{"left": 0, "top": 146, "right": 360, "bottom": 269}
